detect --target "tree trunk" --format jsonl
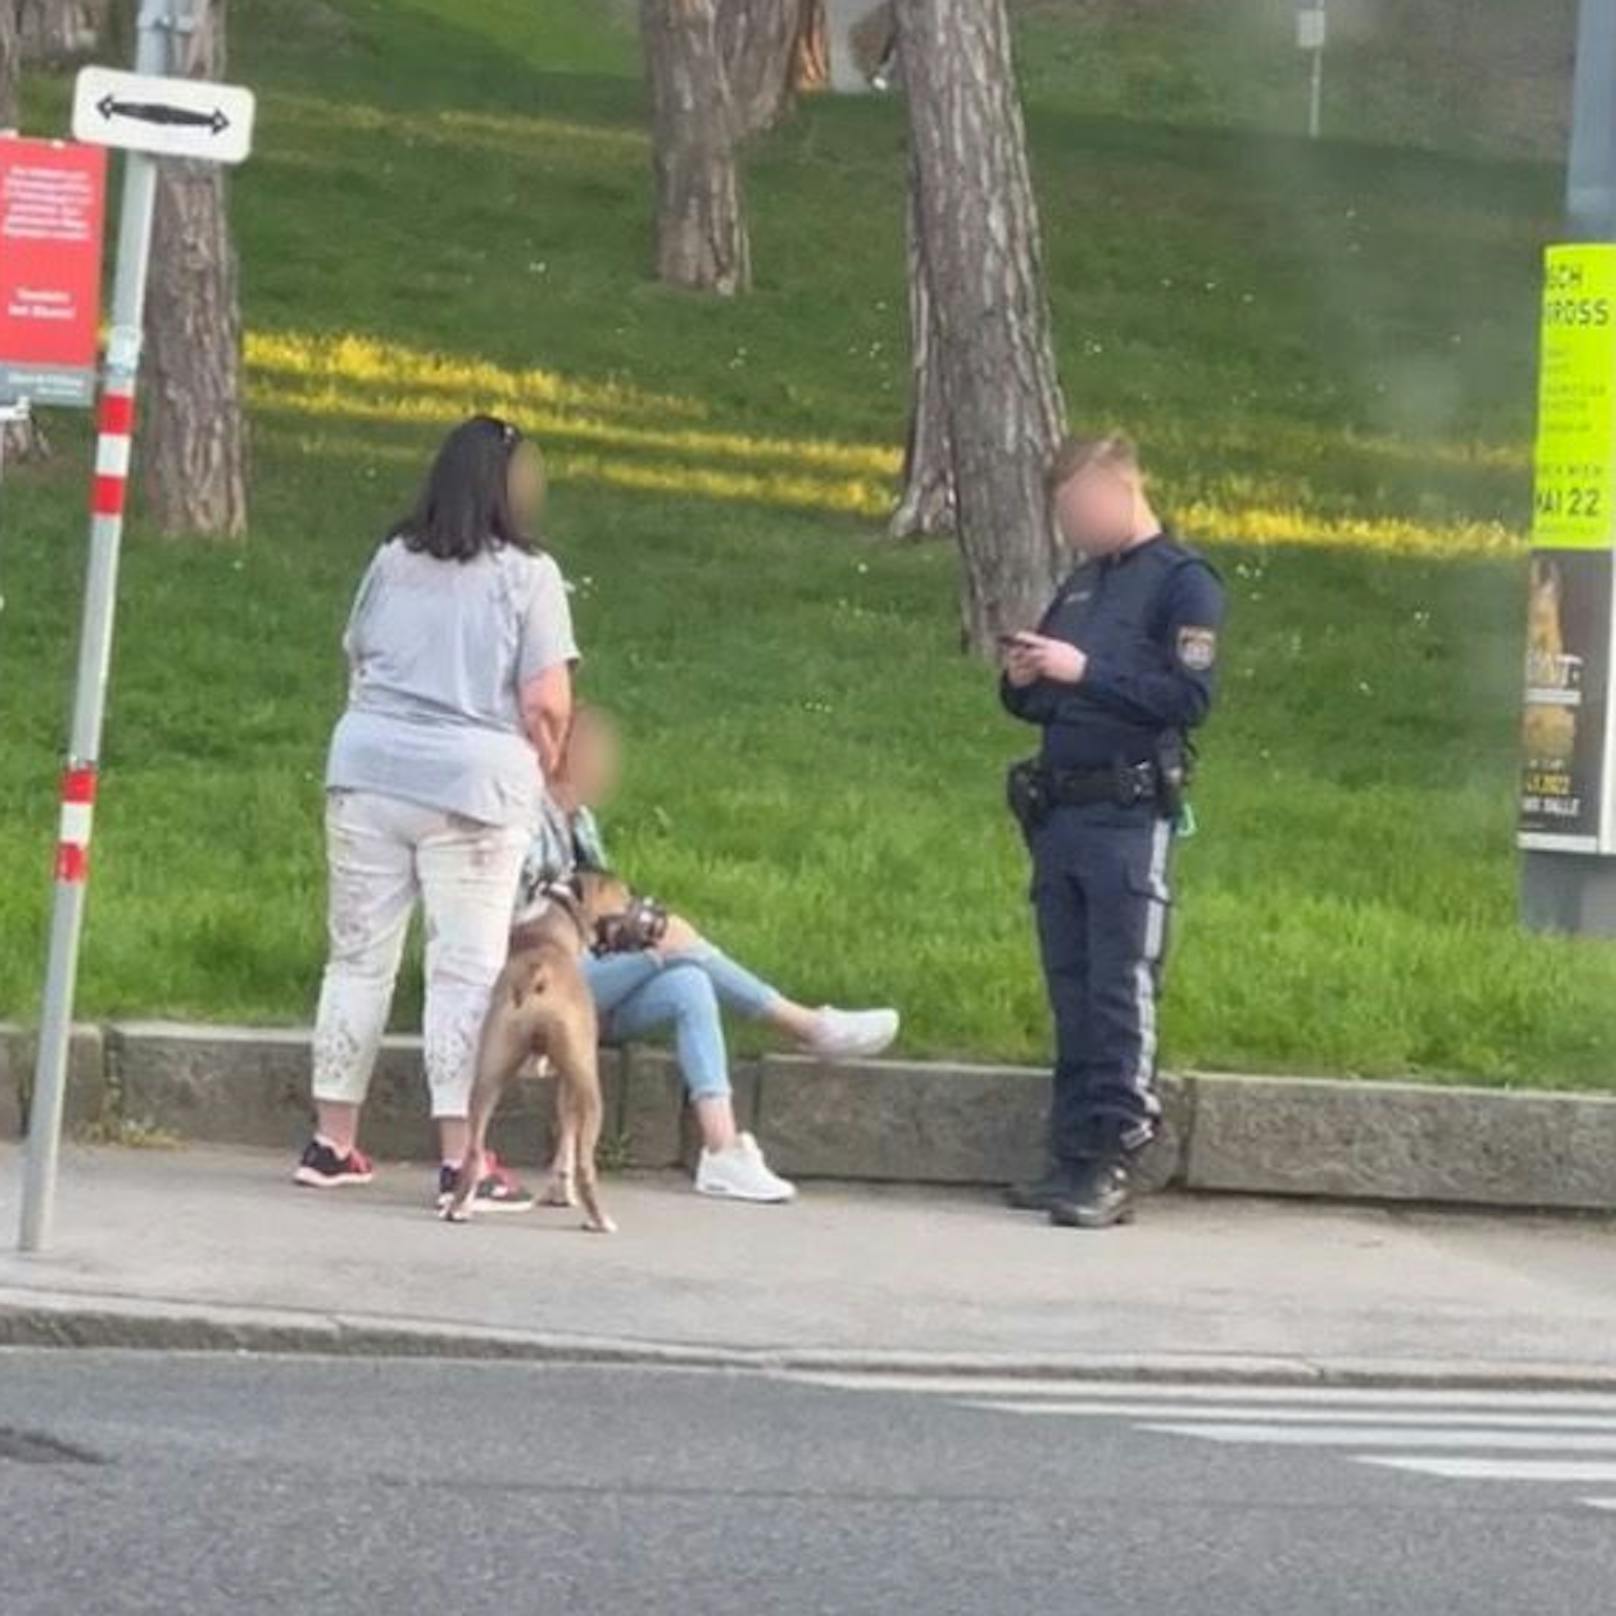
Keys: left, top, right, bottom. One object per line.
{"left": 1, "top": 1, "right": 19, "bottom": 127}
{"left": 0, "top": 0, "right": 51, "bottom": 466}
{"left": 141, "top": 0, "right": 248, "bottom": 539}
{"left": 18, "top": 0, "right": 103, "bottom": 63}
{"left": 893, "top": 0, "right": 1066, "bottom": 655}
{"left": 643, "top": 0, "right": 750, "bottom": 295}
{"left": 791, "top": 0, "right": 827, "bottom": 91}
{"left": 889, "top": 144, "right": 953, "bottom": 540}
{"left": 717, "top": 0, "right": 824, "bottom": 136}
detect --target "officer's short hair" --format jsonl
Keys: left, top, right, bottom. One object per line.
{"left": 1047, "top": 433, "right": 1138, "bottom": 493}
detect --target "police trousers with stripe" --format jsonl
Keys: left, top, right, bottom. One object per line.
{"left": 1029, "top": 805, "right": 1174, "bottom": 1164}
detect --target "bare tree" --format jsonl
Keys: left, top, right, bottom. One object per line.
{"left": 643, "top": 0, "right": 750, "bottom": 296}
{"left": 892, "top": 0, "right": 1066, "bottom": 653}
{"left": 141, "top": 0, "right": 247, "bottom": 538}
{"left": 1, "top": 0, "right": 51, "bottom": 465}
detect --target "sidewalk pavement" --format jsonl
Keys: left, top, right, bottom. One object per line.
{"left": 0, "top": 1143, "right": 1613, "bottom": 1385}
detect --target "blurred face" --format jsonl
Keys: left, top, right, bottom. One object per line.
{"left": 1054, "top": 460, "right": 1137, "bottom": 557}
{"left": 506, "top": 441, "right": 547, "bottom": 529}
{"left": 562, "top": 718, "right": 622, "bottom": 808}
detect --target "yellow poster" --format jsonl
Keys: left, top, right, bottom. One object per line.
{"left": 1533, "top": 244, "right": 1616, "bottom": 550}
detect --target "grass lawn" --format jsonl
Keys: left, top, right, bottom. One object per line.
{"left": 1, "top": 0, "right": 1611, "bottom": 1089}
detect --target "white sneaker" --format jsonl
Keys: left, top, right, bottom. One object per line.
{"left": 695, "top": 1133, "right": 797, "bottom": 1203}
{"left": 804, "top": 1006, "right": 899, "bottom": 1060}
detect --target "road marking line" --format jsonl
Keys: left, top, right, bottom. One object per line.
{"left": 1143, "top": 1423, "right": 1616, "bottom": 1451}
{"left": 959, "top": 1400, "right": 1616, "bottom": 1429}
{"left": 1581, "top": 1498, "right": 1616, "bottom": 1512}
{"left": 790, "top": 1375, "right": 1616, "bottom": 1411}
{"left": 1361, "top": 1458, "right": 1616, "bottom": 1483}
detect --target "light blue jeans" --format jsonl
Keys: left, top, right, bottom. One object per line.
{"left": 582, "top": 944, "right": 782, "bottom": 1101}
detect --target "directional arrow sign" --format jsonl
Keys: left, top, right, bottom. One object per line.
{"left": 72, "top": 67, "right": 254, "bottom": 165}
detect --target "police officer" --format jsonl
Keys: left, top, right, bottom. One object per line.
{"left": 1001, "top": 434, "right": 1224, "bottom": 1230}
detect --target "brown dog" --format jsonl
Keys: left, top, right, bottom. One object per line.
{"left": 443, "top": 871, "right": 633, "bottom": 1234}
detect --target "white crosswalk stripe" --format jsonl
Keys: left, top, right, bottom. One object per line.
{"left": 793, "top": 1375, "right": 1616, "bottom": 1410}
{"left": 959, "top": 1400, "right": 1616, "bottom": 1429}
{"left": 1365, "top": 1457, "right": 1616, "bottom": 1484}
{"left": 1147, "top": 1424, "right": 1616, "bottom": 1451}
{"left": 784, "top": 1373, "right": 1616, "bottom": 1516}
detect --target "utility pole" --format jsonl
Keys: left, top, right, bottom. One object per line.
{"left": 1519, "top": 0, "right": 1616, "bottom": 935}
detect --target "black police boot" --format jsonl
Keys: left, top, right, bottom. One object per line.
{"left": 1047, "top": 1155, "right": 1136, "bottom": 1230}
{"left": 1004, "top": 1164, "right": 1084, "bottom": 1212}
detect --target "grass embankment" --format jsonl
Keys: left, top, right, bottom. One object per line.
{"left": 1, "top": 0, "right": 1606, "bottom": 1087}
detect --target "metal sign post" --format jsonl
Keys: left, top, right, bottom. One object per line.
{"left": 17, "top": 0, "right": 255, "bottom": 1252}
{"left": 1297, "top": 1, "right": 1327, "bottom": 141}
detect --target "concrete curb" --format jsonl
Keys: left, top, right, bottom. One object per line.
{"left": 5, "top": 1285, "right": 1616, "bottom": 1391}
{"left": 3, "top": 1021, "right": 1614, "bottom": 1212}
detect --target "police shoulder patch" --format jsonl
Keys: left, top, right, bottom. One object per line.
{"left": 1177, "top": 626, "right": 1217, "bottom": 671}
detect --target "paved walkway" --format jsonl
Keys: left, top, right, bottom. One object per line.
{"left": 1, "top": 1144, "right": 1614, "bottom": 1380}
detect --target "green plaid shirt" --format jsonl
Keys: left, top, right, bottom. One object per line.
{"left": 517, "top": 797, "right": 609, "bottom": 916}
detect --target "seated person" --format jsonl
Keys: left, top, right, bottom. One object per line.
{"left": 522, "top": 707, "right": 900, "bottom": 1204}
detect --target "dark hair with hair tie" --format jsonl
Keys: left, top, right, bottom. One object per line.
{"left": 392, "top": 414, "right": 540, "bottom": 563}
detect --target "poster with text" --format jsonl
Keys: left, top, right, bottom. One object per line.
{"left": 1519, "top": 547, "right": 1612, "bottom": 850}
{"left": 0, "top": 137, "right": 107, "bottom": 408}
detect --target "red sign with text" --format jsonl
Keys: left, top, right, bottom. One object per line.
{"left": 0, "top": 137, "right": 107, "bottom": 407}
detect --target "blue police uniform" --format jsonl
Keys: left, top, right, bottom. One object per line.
{"left": 1002, "top": 531, "right": 1224, "bottom": 1169}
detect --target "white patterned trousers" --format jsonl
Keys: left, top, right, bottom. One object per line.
{"left": 312, "top": 790, "right": 528, "bottom": 1119}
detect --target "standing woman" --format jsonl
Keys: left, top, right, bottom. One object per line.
{"left": 295, "top": 416, "right": 577, "bottom": 1211}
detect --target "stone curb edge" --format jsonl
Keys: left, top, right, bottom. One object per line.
{"left": 3, "top": 1021, "right": 1615, "bottom": 1212}
{"left": 5, "top": 1286, "right": 1616, "bottom": 1392}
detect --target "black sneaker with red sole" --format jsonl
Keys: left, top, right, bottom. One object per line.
{"left": 436, "top": 1152, "right": 536, "bottom": 1214}
{"left": 293, "top": 1139, "right": 375, "bottom": 1189}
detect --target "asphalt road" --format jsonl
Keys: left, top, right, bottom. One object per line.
{"left": 1, "top": 1352, "right": 1612, "bottom": 1615}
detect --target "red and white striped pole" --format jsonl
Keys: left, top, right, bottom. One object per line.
{"left": 47, "top": 383, "right": 135, "bottom": 896}
{"left": 54, "top": 764, "right": 100, "bottom": 888}
{"left": 18, "top": 51, "right": 163, "bottom": 1251}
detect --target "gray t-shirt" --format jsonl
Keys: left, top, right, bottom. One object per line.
{"left": 326, "top": 538, "right": 578, "bottom": 828}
